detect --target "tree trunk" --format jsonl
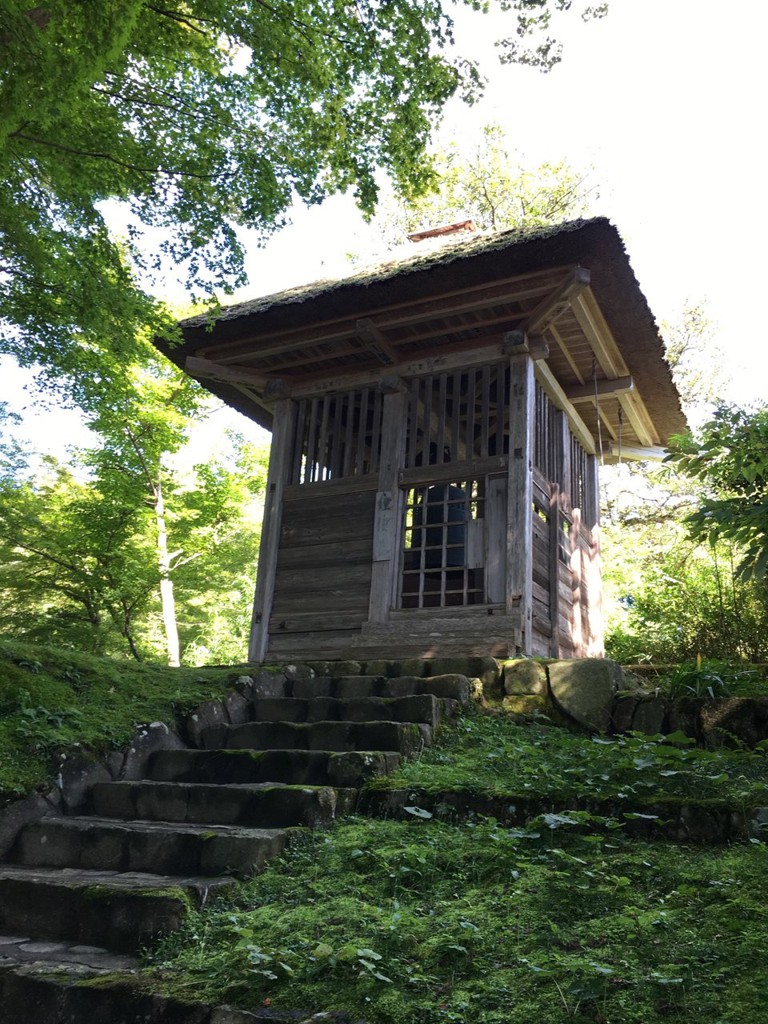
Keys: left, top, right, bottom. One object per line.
{"left": 154, "top": 477, "right": 180, "bottom": 667}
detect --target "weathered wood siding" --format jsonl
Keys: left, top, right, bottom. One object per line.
{"left": 528, "top": 467, "right": 601, "bottom": 659}
{"left": 267, "top": 485, "right": 376, "bottom": 657}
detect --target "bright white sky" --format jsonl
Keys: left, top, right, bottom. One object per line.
{"left": 2, "top": 0, "right": 766, "bottom": 455}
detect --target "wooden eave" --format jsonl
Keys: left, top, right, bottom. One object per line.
{"left": 163, "top": 218, "right": 685, "bottom": 459}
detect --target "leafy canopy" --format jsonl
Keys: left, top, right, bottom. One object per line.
{"left": 0, "top": 0, "right": 606, "bottom": 398}
{"left": 368, "top": 122, "right": 597, "bottom": 248}
{"left": 668, "top": 404, "right": 768, "bottom": 581}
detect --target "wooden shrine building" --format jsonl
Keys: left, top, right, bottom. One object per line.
{"left": 167, "top": 218, "right": 685, "bottom": 663}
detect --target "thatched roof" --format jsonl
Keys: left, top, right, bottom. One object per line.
{"left": 164, "top": 217, "right": 686, "bottom": 457}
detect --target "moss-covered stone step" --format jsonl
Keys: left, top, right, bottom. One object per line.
{"left": 213, "top": 720, "right": 430, "bottom": 755}
{"left": 0, "top": 933, "right": 137, "bottom": 973}
{"left": 12, "top": 816, "right": 292, "bottom": 877}
{"left": 249, "top": 693, "right": 443, "bottom": 727}
{"left": 359, "top": 787, "right": 756, "bottom": 843}
{"left": 0, "top": 866, "right": 234, "bottom": 952}
{"left": 287, "top": 673, "right": 470, "bottom": 703}
{"left": 90, "top": 781, "right": 357, "bottom": 828}
{"left": 147, "top": 748, "right": 401, "bottom": 787}
{"left": 0, "top": 965, "right": 362, "bottom": 1023}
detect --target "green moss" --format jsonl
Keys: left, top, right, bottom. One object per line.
{"left": 0, "top": 638, "right": 246, "bottom": 800}
{"left": 148, "top": 818, "right": 768, "bottom": 1023}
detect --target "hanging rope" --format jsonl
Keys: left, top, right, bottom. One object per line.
{"left": 592, "top": 359, "right": 604, "bottom": 467}
{"left": 617, "top": 401, "right": 624, "bottom": 465}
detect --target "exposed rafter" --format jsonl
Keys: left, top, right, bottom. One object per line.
{"left": 567, "top": 375, "right": 634, "bottom": 402}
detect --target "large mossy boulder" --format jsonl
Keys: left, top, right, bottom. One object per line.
{"left": 548, "top": 658, "right": 624, "bottom": 732}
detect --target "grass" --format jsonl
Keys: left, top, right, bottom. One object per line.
{"left": 0, "top": 639, "right": 250, "bottom": 804}
{"left": 148, "top": 708, "right": 768, "bottom": 1024}
{"left": 149, "top": 816, "right": 768, "bottom": 1023}
{"left": 369, "top": 709, "right": 768, "bottom": 806}
{"left": 3, "top": 640, "right": 768, "bottom": 1021}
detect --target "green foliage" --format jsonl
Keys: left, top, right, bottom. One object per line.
{"left": 668, "top": 404, "right": 768, "bottom": 581}
{"left": 369, "top": 122, "right": 597, "bottom": 246}
{"left": 375, "top": 709, "right": 768, "bottom": 806}
{"left": 0, "top": 0, "right": 600, "bottom": 401}
{"left": 656, "top": 658, "right": 765, "bottom": 701}
{"left": 603, "top": 519, "right": 768, "bottom": 664}
{"left": 0, "top": 638, "right": 246, "bottom": 801}
{"left": 0, "top": 344, "right": 268, "bottom": 663}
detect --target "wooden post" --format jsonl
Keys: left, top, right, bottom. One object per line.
{"left": 585, "top": 453, "right": 604, "bottom": 655}
{"left": 368, "top": 388, "right": 408, "bottom": 623}
{"left": 506, "top": 351, "right": 535, "bottom": 653}
{"left": 548, "top": 410, "right": 571, "bottom": 657}
{"left": 248, "top": 399, "right": 296, "bottom": 662}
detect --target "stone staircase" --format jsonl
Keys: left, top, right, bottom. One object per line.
{"left": 0, "top": 667, "right": 470, "bottom": 1003}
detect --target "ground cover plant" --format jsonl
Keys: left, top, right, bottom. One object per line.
{"left": 0, "top": 639, "right": 245, "bottom": 803}
{"left": 149, "top": 707, "right": 768, "bottom": 1024}
{"left": 375, "top": 707, "right": 768, "bottom": 807}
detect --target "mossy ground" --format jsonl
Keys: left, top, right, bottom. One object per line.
{"left": 149, "top": 708, "right": 768, "bottom": 1024}
{"left": 3, "top": 642, "right": 767, "bottom": 1021}
{"left": 372, "top": 708, "right": 768, "bottom": 805}
{"left": 0, "top": 639, "right": 246, "bottom": 803}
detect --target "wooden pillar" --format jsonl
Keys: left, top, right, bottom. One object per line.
{"left": 548, "top": 409, "right": 572, "bottom": 657}
{"left": 248, "top": 399, "right": 296, "bottom": 663}
{"left": 585, "top": 453, "right": 604, "bottom": 655}
{"left": 506, "top": 352, "right": 535, "bottom": 653}
{"left": 368, "top": 386, "right": 408, "bottom": 624}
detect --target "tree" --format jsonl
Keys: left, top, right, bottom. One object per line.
{"left": 661, "top": 301, "right": 728, "bottom": 418}
{"left": 369, "top": 123, "right": 597, "bottom": 247}
{"left": 667, "top": 403, "right": 768, "bottom": 581}
{"left": 0, "top": 432, "right": 268, "bottom": 663}
{"left": 0, "top": 337, "right": 269, "bottom": 663}
{"left": 0, "top": 1, "right": 606, "bottom": 401}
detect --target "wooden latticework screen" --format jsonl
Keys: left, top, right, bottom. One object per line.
{"left": 288, "top": 386, "right": 383, "bottom": 485}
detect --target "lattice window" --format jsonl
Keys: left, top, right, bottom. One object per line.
{"left": 399, "top": 478, "right": 486, "bottom": 608}
{"left": 570, "top": 435, "right": 595, "bottom": 523}
{"left": 289, "top": 387, "right": 383, "bottom": 485}
{"left": 533, "top": 384, "right": 563, "bottom": 485}
{"left": 403, "top": 364, "right": 510, "bottom": 467}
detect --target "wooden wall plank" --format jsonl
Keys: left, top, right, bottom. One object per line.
{"left": 368, "top": 390, "right": 408, "bottom": 623}
{"left": 485, "top": 476, "right": 506, "bottom": 604}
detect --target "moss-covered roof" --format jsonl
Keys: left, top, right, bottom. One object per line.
{"left": 166, "top": 217, "right": 685, "bottom": 450}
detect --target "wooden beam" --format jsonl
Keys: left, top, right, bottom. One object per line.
{"left": 400, "top": 455, "right": 508, "bottom": 487}
{"left": 548, "top": 323, "right": 584, "bottom": 385}
{"left": 502, "top": 330, "right": 550, "bottom": 360}
{"left": 618, "top": 392, "right": 658, "bottom": 448}
{"left": 368, "top": 390, "right": 408, "bottom": 624}
{"left": 195, "top": 266, "right": 573, "bottom": 365}
{"left": 286, "top": 340, "right": 510, "bottom": 399}
{"left": 185, "top": 355, "right": 270, "bottom": 390}
{"left": 356, "top": 318, "right": 398, "bottom": 365}
{"left": 568, "top": 290, "right": 656, "bottom": 447}
{"left": 604, "top": 443, "right": 668, "bottom": 462}
{"left": 570, "top": 290, "right": 625, "bottom": 378}
{"left": 522, "top": 267, "right": 591, "bottom": 336}
{"left": 248, "top": 399, "right": 296, "bottom": 662}
{"left": 567, "top": 375, "right": 634, "bottom": 402}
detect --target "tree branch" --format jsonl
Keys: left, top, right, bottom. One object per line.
{"left": 13, "top": 132, "right": 230, "bottom": 181}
